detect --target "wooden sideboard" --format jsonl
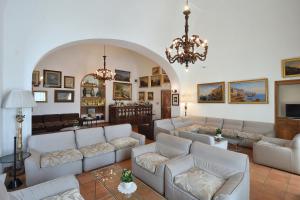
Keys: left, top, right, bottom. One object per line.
{"left": 109, "top": 104, "right": 152, "bottom": 125}
{"left": 276, "top": 117, "right": 300, "bottom": 140}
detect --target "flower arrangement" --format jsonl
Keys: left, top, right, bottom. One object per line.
{"left": 121, "top": 169, "right": 133, "bottom": 183}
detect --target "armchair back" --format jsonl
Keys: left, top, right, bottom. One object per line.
{"left": 28, "top": 131, "right": 76, "bottom": 154}
{"left": 75, "top": 127, "right": 106, "bottom": 148}
{"left": 156, "top": 133, "right": 192, "bottom": 158}
{"left": 104, "top": 123, "right": 132, "bottom": 141}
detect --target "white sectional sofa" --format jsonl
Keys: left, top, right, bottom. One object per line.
{"left": 154, "top": 116, "right": 275, "bottom": 147}
{"left": 25, "top": 123, "right": 145, "bottom": 186}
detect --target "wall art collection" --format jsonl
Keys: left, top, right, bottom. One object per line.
{"left": 33, "top": 69, "right": 75, "bottom": 103}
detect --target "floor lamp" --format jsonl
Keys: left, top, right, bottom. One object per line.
{"left": 181, "top": 93, "right": 194, "bottom": 117}
{"left": 1, "top": 90, "right": 36, "bottom": 188}
{"left": 2, "top": 90, "right": 36, "bottom": 153}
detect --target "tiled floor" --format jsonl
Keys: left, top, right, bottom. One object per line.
{"left": 77, "top": 143, "right": 300, "bottom": 200}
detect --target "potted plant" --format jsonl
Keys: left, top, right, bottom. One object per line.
{"left": 216, "top": 128, "right": 222, "bottom": 138}
{"left": 121, "top": 169, "right": 133, "bottom": 189}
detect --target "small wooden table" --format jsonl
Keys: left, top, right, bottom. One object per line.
{"left": 92, "top": 165, "right": 165, "bottom": 200}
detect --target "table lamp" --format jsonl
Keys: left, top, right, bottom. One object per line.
{"left": 181, "top": 93, "right": 195, "bottom": 117}
{"left": 2, "top": 89, "right": 36, "bottom": 152}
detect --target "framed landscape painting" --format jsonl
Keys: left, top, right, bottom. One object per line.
{"left": 113, "top": 82, "right": 132, "bottom": 100}
{"left": 115, "top": 69, "right": 130, "bottom": 82}
{"left": 228, "top": 78, "right": 268, "bottom": 104}
{"left": 172, "top": 94, "right": 180, "bottom": 106}
{"left": 54, "top": 90, "right": 74, "bottom": 103}
{"left": 151, "top": 75, "right": 161, "bottom": 87}
{"left": 152, "top": 66, "right": 161, "bottom": 75}
{"left": 64, "top": 76, "right": 75, "bottom": 89}
{"left": 162, "top": 75, "right": 170, "bottom": 84}
{"left": 44, "top": 70, "right": 62, "bottom": 88}
{"left": 139, "top": 76, "right": 149, "bottom": 88}
{"left": 33, "top": 91, "right": 47, "bottom": 103}
{"left": 197, "top": 82, "right": 225, "bottom": 103}
{"left": 282, "top": 57, "right": 300, "bottom": 78}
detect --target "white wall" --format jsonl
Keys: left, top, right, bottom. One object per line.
{"left": 33, "top": 43, "right": 167, "bottom": 120}
{"left": 1, "top": 0, "right": 300, "bottom": 154}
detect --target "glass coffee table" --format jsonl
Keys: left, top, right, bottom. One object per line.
{"left": 92, "top": 165, "right": 165, "bottom": 200}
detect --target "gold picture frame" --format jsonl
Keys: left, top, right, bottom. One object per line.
{"left": 147, "top": 92, "right": 154, "bottom": 101}
{"left": 151, "top": 75, "right": 161, "bottom": 87}
{"left": 282, "top": 57, "right": 300, "bottom": 78}
{"left": 64, "top": 76, "right": 75, "bottom": 89}
{"left": 139, "top": 76, "right": 149, "bottom": 88}
{"left": 113, "top": 82, "right": 132, "bottom": 100}
{"left": 139, "top": 92, "right": 145, "bottom": 101}
{"left": 32, "top": 70, "right": 40, "bottom": 87}
{"left": 33, "top": 91, "right": 48, "bottom": 103}
{"left": 197, "top": 82, "right": 225, "bottom": 103}
{"left": 228, "top": 78, "right": 268, "bottom": 104}
{"left": 152, "top": 66, "right": 161, "bottom": 75}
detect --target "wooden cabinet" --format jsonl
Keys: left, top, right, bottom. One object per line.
{"left": 276, "top": 117, "right": 300, "bottom": 139}
{"left": 109, "top": 105, "right": 152, "bottom": 125}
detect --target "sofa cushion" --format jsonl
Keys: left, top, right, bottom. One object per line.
{"left": 136, "top": 152, "right": 169, "bottom": 173}
{"left": 198, "top": 126, "right": 217, "bottom": 134}
{"left": 79, "top": 143, "right": 114, "bottom": 158}
{"left": 75, "top": 127, "right": 106, "bottom": 148}
{"left": 171, "top": 117, "right": 194, "bottom": 128}
{"left": 104, "top": 124, "right": 132, "bottom": 141}
{"left": 206, "top": 117, "right": 224, "bottom": 129}
{"left": 109, "top": 137, "right": 139, "bottom": 150}
{"left": 222, "top": 128, "right": 238, "bottom": 138}
{"left": 41, "top": 149, "right": 83, "bottom": 168}
{"left": 243, "top": 121, "right": 274, "bottom": 134}
{"left": 174, "top": 124, "right": 203, "bottom": 136}
{"left": 222, "top": 119, "right": 243, "bottom": 131}
{"left": 174, "top": 168, "right": 225, "bottom": 200}
{"left": 236, "top": 131, "right": 263, "bottom": 141}
{"left": 42, "top": 188, "right": 84, "bottom": 200}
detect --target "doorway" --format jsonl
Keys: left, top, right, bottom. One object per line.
{"left": 161, "top": 90, "right": 171, "bottom": 119}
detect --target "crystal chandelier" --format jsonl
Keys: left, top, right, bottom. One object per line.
{"left": 165, "top": 0, "right": 208, "bottom": 71}
{"left": 93, "top": 46, "right": 115, "bottom": 81}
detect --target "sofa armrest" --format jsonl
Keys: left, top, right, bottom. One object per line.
{"left": 25, "top": 149, "right": 41, "bottom": 170}
{"left": 156, "top": 128, "right": 174, "bottom": 135}
{"left": 131, "top": 131, "right": 145, "bottom": 145}
{"left": 131, "top": 143, "right": 156, "bottom": 158}
{"left": 10, "top": 175, "right": 79, "bottom": 200}
{"left": 261, "top": 136, "right": 290, "bottom": 146}
{"left": 165, "top": 155, "right": 194, "bottom": 178}
{"left": 213, "top": 172, "right": 244, "bottom": 200}
{"left": 262, "top": 130, "right": 276, "bottom": 138}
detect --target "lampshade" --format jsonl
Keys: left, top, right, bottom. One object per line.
{"left": 181, "top": 93, "right": 195, "bottom": 103}
{"left": 2, "top": 89, "right": 37, "bottom": 109}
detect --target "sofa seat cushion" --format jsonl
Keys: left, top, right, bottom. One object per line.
{"left": 174, "top": 124, "right": 203, "bottom": 136}
{"left": 198, "top": 126, "right": 216, "bottom": 134}
{"left": 236, "top": 131, "right": 263, "bottom": 141}
{"left": 222, "top": 128, "right": 238, "bottom": 138}
{"left": 79, "top": 143, "right": 115, "bottom": 158}
{"left": 109, "top": 137, "right": 139, "bottom": 150}
{"left": 135, "top": 152, "right": 169, "bottom": 173}
{"left": 42, "top": 188, "right": 84, "bottom": 200}
{"left": 41, "top": 149, "right": 83, "bottom": 168}
{"left": 174, "top": 168, "right": 225, "bottom": 200}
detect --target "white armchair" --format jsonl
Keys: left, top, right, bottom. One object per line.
{"left": 131, "top": 133, "right": 192, "bottom": 195}
{"left": 253, "top": 134, "right": 300, "bottom": 174}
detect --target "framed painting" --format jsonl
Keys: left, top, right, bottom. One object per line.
{"left": 113, "top": 82, "right": 132, "bottom": 100}
{"left": 147, "top": 92, "right": 154, "bottom": 101}
{"left": 139, "top": 76, "right": 149, "bottom": 88}
{"left": 282, "top": 57, "right": 300, "bottom": 78}
{"left": 43, "top": 70, "right": 62, "bottom": 88}
{"left": 115, "top": 69, "right": 130, "bottom": 82}
{"left": 32, "top": 70, "right": 40, "bottom": 87}
{"left": 162, "top": 75, "right": 170, "bottom": 84}
{"left": 54, "top": 90, "right": 74, "bottom": 103}
{"left": 228, "top": 78, "right": 268, "bottom": 104}
{"left": 152, "top": 66, "right": 161, "bottom": 75}
{"left": 197, "top": 82, "right": 225, "bottom": 103}
{"left": 139, "top": 92, "right": 145, "bottom": 101}
{"left": 151, "top": 75, "right": 161, "bottom": 87}
{"left": 64, "top": 76, "right": 75, "bottom": 89}
{"left": 172, "top": 93, "right": 180, "bottom": 106}
{"left": 33, "top": 91, "right": 47, "bottom": 103}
